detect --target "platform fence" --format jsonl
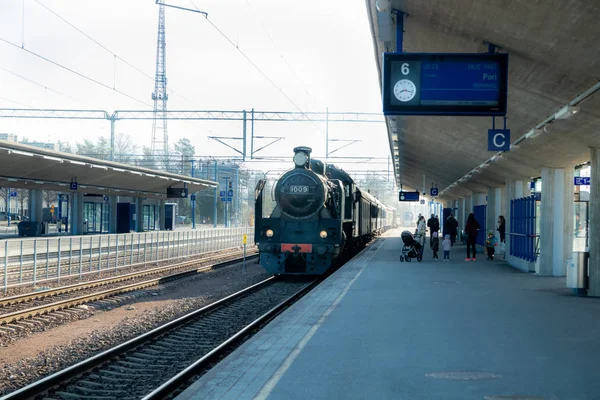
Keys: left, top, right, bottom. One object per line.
{"left": 0, "top": 227, "right": 255, "bottom": 292}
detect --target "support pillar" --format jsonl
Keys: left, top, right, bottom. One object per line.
{"left": 589, "top": 148, "right": 600, "bottom": 295}
{"left": 135, "top": 197, "right": 144, "bottom": 233}
{"left": 27, "top": 189, "right": 43, "bottom": 223}
{"left": 70, "top": 192, "right": 84, "bottom": 235}
{"left": 109, "top": 196, "right": 118, "bottom": 234}
{"left": 466, "top": 196, "right": 473, "bottom": 217}
{"left": 159, "top": 199, "right": 166, "bottom": 230}
{"left": 538, "top": 167, "right": 574, "bottom": 276}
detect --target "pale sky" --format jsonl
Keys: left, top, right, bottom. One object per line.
{"left": 0, "top": 0, "right": 390, "bottom": 174}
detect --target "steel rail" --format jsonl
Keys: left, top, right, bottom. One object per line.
{"left": 0, "top": 249, "right": 256, "bottom": 307}
{"left": 0, "top": 277, "right": 280, "bottom": 400}
{"left": 0, "top": 253, "right": 258, "bottom": 325}
{"left": 143, "top": 278, "right": 321, "bottom": 400}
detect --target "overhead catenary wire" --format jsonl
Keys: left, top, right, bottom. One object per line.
{"left": 244, "top": 0, "right": 322, "bottom": 111}
{"left": 32, "top": 0, "right": 191, "bottom": 103}
{"left": 0, "top": 36, "right": 152, "bottom": 108}
{"left": 0, "top": 65, "right": 94, "bottom": 107}
{"left": 187, "top": 0, "right": 324, "bottom": 134}
{"left": 0, "top": 96, "right": 34, "bottom": 108}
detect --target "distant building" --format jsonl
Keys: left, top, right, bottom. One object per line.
{"left": 0, "top": 133, "right": 18, "bottom": 142}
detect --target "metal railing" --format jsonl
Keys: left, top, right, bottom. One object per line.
{"left": 0, "top": 227, "right": 255, "bottom": 292}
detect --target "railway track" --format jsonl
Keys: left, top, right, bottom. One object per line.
{"left": 0, "top": 277, "right": 318, "bottom": 400}
{"left": 0, "top": 250, "right": 258, "bottom": 326}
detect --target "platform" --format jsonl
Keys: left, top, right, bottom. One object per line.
{"left": 176, "top": 229, "right": 600, "bottom": 400}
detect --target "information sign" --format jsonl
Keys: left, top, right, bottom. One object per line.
{"left": 70, "top": 182, "right": 78, "bottom": 191}
{"left": 220, "top": 190, "right": 226, "bottom": 197}
{"left": 399, "top": 191, "right": 420, "bottom": 202}
{"left": 220, "top": 197, "right": 226, "bottom": 202}
{"left": 10, "top": 191, "right": 17, "bottom": 197}
{"left": 574, "top": 177, "right": 590, "bottom": 186}
{"left": 227, "top": 197, "right": 232, "bottom": 202}
{"left": 488, "top": 129, "right": 511, "bottom": 151}
{"left": 383, "top": 53, "right": 508, "bottom": 116}
{"left": 430, "top": 188, "right": 438, "bottom": 197}
{"left": 227, "top": 190, "right": 233, "bottom": 197}
{"left": 242, "top": 234, "right": 247, "bottom": 245}
{"left": 190, "top": 194, "right": 196, "bottom": 201}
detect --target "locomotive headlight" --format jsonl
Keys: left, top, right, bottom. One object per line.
{"left": 293, "top": 151, "right": 308, "bottom": 167}
{"left": 319, "top": 230, "right": 328, "bottom": 239}
{"left": 265, "top": 229, "right": 274, "bottom": 238}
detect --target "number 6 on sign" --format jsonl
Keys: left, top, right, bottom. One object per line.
{"left": 401, "top": 63, "right": 410, "bottom": 75}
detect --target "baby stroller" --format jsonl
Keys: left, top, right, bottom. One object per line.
{"left": 399, "top": 230, "right": 423, "bottom": 262}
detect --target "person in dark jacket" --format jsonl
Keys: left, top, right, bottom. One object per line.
{"left": 443, "top": 214, "right": 459, "bottom": 246}
{"left": 427, "top": 214, "right": 440, "bottom": 248}
{"left": 496, "top": 215, "right": 506, "bottom": 243}
{"left": 464, "top": 213, "right": 480, "bottom": 261}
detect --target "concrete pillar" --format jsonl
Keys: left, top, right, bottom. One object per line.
{"left": 514, "top": 180, "right": 524, "bottom": 198}
{"left": 589, "top": 148, "right": 600, "bottom": 296}
{"left": 466, "top": 196, "right": 473, "bottom": 217}
{"left": 109, "top": 196, "right": 117, "bottom": 234}
{"left": 486, "top": 187, "right": 497, "bottom": 239}
{"left": 27, "top": 189, "right": 43, "bottom": 222}
{"left": 460, "top": 198, "right": 466, "bottom": 231}
{"left": 473, "top": 192, "right": 487, "bottom": 207}
{"left": 538, "top": 167, "right": 574, "bottom": 276}
{"left": 70, "top": 192, "right": 84, "bottom": 235}
{"left": 159, "top": 199, "right": 166, "bottom": 230}
{"left": 135, "top": 197, "right": 144, "bottom": 232}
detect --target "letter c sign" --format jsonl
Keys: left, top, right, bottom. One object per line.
{"left": 488, "top": 129, "right": 511, "bottom": 151}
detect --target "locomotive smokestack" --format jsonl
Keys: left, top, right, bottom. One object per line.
{"left": 293, "top": 146, "right": 312, "bottom": 169}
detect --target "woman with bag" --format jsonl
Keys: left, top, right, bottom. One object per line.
{"left": 464, "top": 213, "right": 480, "bottom": 261}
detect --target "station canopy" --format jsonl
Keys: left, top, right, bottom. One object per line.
{"left": 367, "top": 0, "right": 600, "bottom": 199}
{"left": 0, "top": 140, "right": 217, "bottom": 198}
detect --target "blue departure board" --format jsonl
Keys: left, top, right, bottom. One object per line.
{"left": 382, "top": 53, "right": 508, "bottom": 116}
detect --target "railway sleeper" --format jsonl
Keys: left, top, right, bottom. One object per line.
{"left": 69, "top": 385, "right": 129, "bottom": 397}
{"left": 114, "top": 360, "right": 166, "bottom": 369}
{"left": 75, "top": 380, "right": 130, "bottom": 389}
{"left": 104, "top": 365, "right": 157, "bottom": 375}
{"left": 53, "top": 390, "right": 119, "bottom": 400}
{"left": 126, "top": 355, "right": 177, "bottom": 363}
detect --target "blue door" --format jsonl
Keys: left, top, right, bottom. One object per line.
{"left": 474, "top": 205, "right": 487, "bottom": 246}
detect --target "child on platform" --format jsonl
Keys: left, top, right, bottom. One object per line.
{"left": 486, "top": 231, "right": 498, "bottom": 260}
{"left": 442, "top": 234, "right": 451, "bottom": 262}
{"left": 432, "top": 231, "right": 439, "bottom": 260}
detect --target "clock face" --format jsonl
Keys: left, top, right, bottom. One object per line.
{"left": 393, "top": 79, "right": 416, "bottom": 102}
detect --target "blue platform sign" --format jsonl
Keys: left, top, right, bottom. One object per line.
{"left": 70, "top": 182, "right": 78, "bottom": 190}
{"left": 399, "top": 191, "right": 420, "bottom": 202}
{"left": 488, "top": 129, "right": 511, "bottom": 151}
{"left": 227, "top": 190, "right": 233, "bottom": 197}
{"left": 382, "top": 53, "right": 508, "bottom": 116}
{"left": 574, "top": 177, "right": 590, "bottom": 186}
{"left": 220, "top": 190, "right": 225, "bottom": 197}
{"left": 10, "top": 191, "right": 17, "bottom": 197}
{"left": 227, "top": 197, "right": 232, "bottom": 202}
{"left": 220, "top": 197, "right": 226, "bottom": 202}
{"left": 430, "top": 188, "right": 438, "bottom": 197}
{"left": 190, "top": 194, "right": 196, "bottom": 201}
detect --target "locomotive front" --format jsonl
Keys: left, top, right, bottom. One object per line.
{"left": 255, "top": 146, "right": 345, "bottom": 275}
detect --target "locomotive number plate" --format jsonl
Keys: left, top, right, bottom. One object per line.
{"left": 281, "top": 243, "right": 313, "bottom": 253}
{"left": 289, "top": 185, "right": 310, "bottom": 194}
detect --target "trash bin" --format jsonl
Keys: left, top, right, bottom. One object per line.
{"left": 566, "top": 251, "right": 588, "bottom": 295}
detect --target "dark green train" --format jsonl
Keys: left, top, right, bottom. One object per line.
{"left": 255, "top": 146, "right": 393, "bottom": 275}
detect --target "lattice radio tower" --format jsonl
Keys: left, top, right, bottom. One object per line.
{"left": 150, "top": 3, "right": 169, "bottom": 166}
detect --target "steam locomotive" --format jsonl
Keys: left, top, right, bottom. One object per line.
{"left": 254, "top": 146, "right": 394, "bottom": 275}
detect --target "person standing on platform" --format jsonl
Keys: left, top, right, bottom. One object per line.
{"left": 427, "top": 214, "right": 439, "bottom": 248}
{"left": 446, "top": 214, "right": 458, "bottom": 246}
{"left": 442, "top": 234, "right": 452, "bottom": 261}
{"left": 432, "top": 231, "right": 440, "bottom": 260}
{"left": 464, "top": 213, "right": 480, "bottom": 261}
{"left": 417, "top": 216, "right": 427, "bottom": 248}
{"left": 496, "top": 215, "right": 506, "bottom": 243}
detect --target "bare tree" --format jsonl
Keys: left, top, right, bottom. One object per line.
{"left": 114, "top": 133, "right": 138, "bottom": 164}
{"left": 43, "top": 190, "right": 58, "bottom": 207}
